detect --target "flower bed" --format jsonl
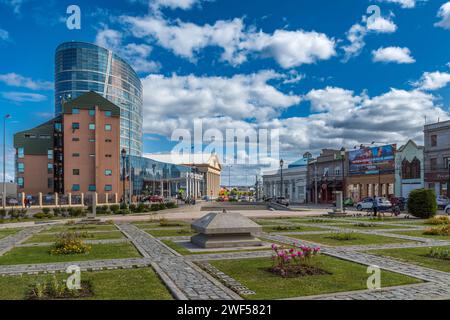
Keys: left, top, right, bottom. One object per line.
{"left": 50, "top": 232, "right": 91, "bottom": 255}
{"left": 269, "top": 243, "right": 327, "bottom": 278}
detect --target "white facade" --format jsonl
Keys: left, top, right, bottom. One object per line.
{"left": 262, "top": 165, "right": 308, "bottom": 203}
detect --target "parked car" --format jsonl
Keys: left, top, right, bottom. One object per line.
{"left": 436, "top": 195, "right": 449, "bottom": 209}
{"left": 445, "top": 204, "right": 450, "bottom": 215}
{"left": 275, "top": 197, "right": 290, "bottom": 207}
{"left": 356, "top": 197, "right": 392, "bottom": 211}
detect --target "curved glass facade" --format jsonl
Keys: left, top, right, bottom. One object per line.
{"left": 55, "top": 42, "right": 143, "bottom": 156}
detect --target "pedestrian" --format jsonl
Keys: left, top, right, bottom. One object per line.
{"left": 372, "top": 197, "right": 378, "bottom": 217}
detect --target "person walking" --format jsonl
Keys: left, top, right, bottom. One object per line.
{"left": 372, "top": 197, "right": 378, "bottom": 217}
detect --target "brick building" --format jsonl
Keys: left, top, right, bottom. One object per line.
{"left": 14, "top": 92, "right": 121, "bottom": 199}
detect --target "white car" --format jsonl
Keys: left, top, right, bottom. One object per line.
{"left": 436, "top": 195, "right": 449, "bottom": 209}
{"left": 356, "top": 197, "right": 392, "bottom": 211}
{"left": 445, "top": 204, "right": 450, "bottom": 215}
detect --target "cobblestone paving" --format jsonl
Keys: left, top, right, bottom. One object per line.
{"left": 0, "top": 258, "right": 151, "bottom": 276}
{"left": 0, "top": 227, "right": 46, "bottom": 255}
{"left": 116, "top": 223, "right": 240, "bottom": 300}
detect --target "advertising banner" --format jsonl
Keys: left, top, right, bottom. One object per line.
{"left": 348, "top": 145, "right": 396, "bottom": 175}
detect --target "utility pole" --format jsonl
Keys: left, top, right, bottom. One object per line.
{"left": 448, "top": 159, "right": 450, "bottom": 198}
{"left": 314, "top": 161, "right": 318, "bottom": 205}
{"left": 280, "top": 159, "right": 284, "bottom": 198}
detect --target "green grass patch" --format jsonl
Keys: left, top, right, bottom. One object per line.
{"left": 287, "top": 232, "right": 412, "bottom": 246}
{"left": 389, "top": 230, "right": 450, "bottom": 241}
{"left": 368, "top": 246, "right": 450, "bottom": 273}
{"left": 262, "top": 225, "right": 324, "bottom": 233}
{"left": 132, "top": 220, "right": 191, "bottom": 228}
{"left": 23, "top": 231, "right": 125, "bottom": 244}
{"left": 209, "top": 256, "right": 421, "bottom": 299}
{"left": 47, "top": 224, "right": 117, "bottom": 233}
{"left": 0, "top": 243, "right": 141, "bottom": 265}
{"left": 0, "top": 228, "right": 21, "bottom": 239}
{"left": 144, "top": 228, "right": 195, "bottom": 237}
{"left": 331, "top": 223, "right": 412, "bottom": 230}
{"left": 0, "top": 268, "right": 173, "bottom": 300}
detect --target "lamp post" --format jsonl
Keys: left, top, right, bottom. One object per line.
{"left": 280, "top": 159, "right": 284, "bottom": 198}
{"left": 447, "top": 159, "right": 450, "bottom": 198}
{"left": 340, "top": 148, "right": 346, "bottom": 198}
{"left": 3, "top": 114, "right": 10, "bottom": 210}
{"left": 121, "top": 148, "right": 127, "bottom": 207}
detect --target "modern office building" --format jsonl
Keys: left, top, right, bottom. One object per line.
{"left": 55, "top": 41, "right": 143, "bottom": 156}
{"left": 14, "top": 92, "right": 121, "bottom": 199}
{"left": 424, "top": 120, "right": 450, "bottom": 197}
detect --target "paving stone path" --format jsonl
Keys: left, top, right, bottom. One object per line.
{"left": 0, "top": 227, "right": 46, "bottom": 255}
{"left": 0, "top": 258, "right": 152, "bottom": 276}
{"left": 116, "top": 223, "right": 241, "bottom": 300}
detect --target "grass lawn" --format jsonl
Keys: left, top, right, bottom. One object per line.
{"left": 161, "top": 240, "right": 271, "bottom": 256}
{"left": 288, "top": 218, "right": 347, "bottom": 224}
{"left": 287, "top": 232, "right": 412, "bottom": 246}
{"left": 0, "top": 268, "right": 173, "bottom": 300}
{"left": 331, "top": 223, "right": 413, "bottom": 230}
{"left": 262, "top": 225, "right": 324, "bottom": 233}
{"left": 0, "top": 243, "right": 141, "bottom": 265}
{"left": 389, "top": 230, "right": 450, "bottom": 241}
{"left": 345, "top": 217, "right": 423, "bottom": 224}
{"left": 368, "top": 246, "right": 450, "bottom": 273}
{"left": 23, "top": 231, "right": 125, "bottom": 244}
{"left": 253, "top": 219, "right": 292, "bottom": 226}
{"left": 47, "top": 224, "right": 117, "bottom": 232}
{"left": 0, "top": 228, "right": 21, "bottom": 239}
{"left": 144, "top": 228, "right": 195, "bottom": 237}
{"left": 209, "top": 255, "right": 421, "bottom": 299}
{"left": 133, "top": 220, "right": 191, "bottom": 228}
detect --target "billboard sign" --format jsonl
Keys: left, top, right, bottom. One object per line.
{"left": 348, "top": 144, "right": 396, "bottom": 176}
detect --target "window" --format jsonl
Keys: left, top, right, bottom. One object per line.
{"left": 24, "top": 134, "right": 36, "bottom": 138}
{"left": 47, "top": 163, "right": 53, "bottom": 174}
{"left": 89, "top": 110, "right": 96, "bottom": 116}
{"left": 105, "top": 124, "right": 112, "bottom": 131}
{"left": 431, "top": 135, "right": 437, "bottom": 147}
{"left": 72, "top": 153, "right": 80, "bottom": 157}
{"left": 72, "top": 108, "right": 80, "bottom": 114}
{"left": 47, "top": 149, "right": 53, "bottom": 160}
{"left": 72, "top": 122, "right": 80, "bottom": 130}
{"left": 72, "top": 184, "right": 80, "bottom": 191}
{"left": 430, "top": 158, "right": 437, "bottom": 171}
{"left": 17, "top": 163, "right": 24, "bottom": 173}
{"left": 105, "top": 139, "right": 112, "bottom": 143}
{"left": 89, "top": 123, "right": 95, "bottom": 130}
{"left": 39, "top": 134, "right": 51, "bottom": 139}
{"left": 17, "top": 177, "right": 24, "bottom": 188}
{"left": 88, "top": 185, "right": 96, "bottom": 192}
{"left": 105, "top": 111, "right": 112, "bottom": 117}
{"left": 54, "top": 123, "right": 62, "bottom": 132}
{"left": 72, "top": 137, "right": 80, "bottom": 142}
{"left": 444, "top": 157, "right": 450, "bottom": 169}
{"left": 48, "top": 178, "right": 53, "bottom": 189}
{"left": 105, "top": 185, "right": 112, "bottom": 192}
{"left": 89, "top": 138, "right": 95, "bottom": 142}
{"left": 105, "top": 169, "right": 112, "bottom": 176}
{"left": 335, "top": 167, "right": 341, "bottom": 176}
{"left": 18, "top": 147, "right": 24, "bottom": 158}
{"left": 89, "top": 154, "right": 95, "bottom": 157}
{"left": 73, "top": 169, "right": 80, "bottom": 175}
{"left": 105, "top": 154, "right": 112, "bottom": 158}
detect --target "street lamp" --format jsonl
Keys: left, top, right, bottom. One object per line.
{"left": 340, "top": 148, "right": 346, "bottom": 198}
{"left": 121, "top": 148, "right": 127, "bottom": 207}
{"left": 280, "top": 159, "right": 284, "bottom": 198}
{"left": 3, "top": 114, "right": 10, "bottom": 210}
{"left": 447, "top": 158, "right": 450, "bottom": 198}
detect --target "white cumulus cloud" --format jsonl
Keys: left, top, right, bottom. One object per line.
{"left": 413, "top": 71, "right": 450, "bottom": 90}
{"left": 435, "top": 2, "right": 450, "bottom": 29}
{"left": 0, "top": 73, "right": 52, "bottom": 90}
{"left": 372, "top": 46, "right": 415, "bottom": 64}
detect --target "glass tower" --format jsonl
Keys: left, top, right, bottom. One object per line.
{"left": 55, "top": 41, "right": 143, "bottom": 156}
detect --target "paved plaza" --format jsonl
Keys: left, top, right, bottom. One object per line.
{"left": 1, "top": 209, "right": 450, "bottom": 300}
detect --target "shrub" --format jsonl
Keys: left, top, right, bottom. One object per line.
{"left": 8, "top": 209, "right": 19, "bottom": 219}
{"left": 425, "top": 216, "right": 450, "bottom": 225}
{"left": 129, "top": 204, "right": 137, "bottom": 213}
{"left": 427, "top": 248, "right": 450, "bottom": 260}
{"left": 407, "top": 189, "right": 437, "bottom": 219}
{"left": 136, "top": 203, "right": 147, "bottom": 213}
{"left": 423, "top": 225, "right": 450, "bottom": 236}
{"left": 158, "top": 203, "right": 166, "bottom": 210}
{"left": 150, "top": 204, "right": 160, "bottom": 211}
{"left": 119, "top": 209, "right": 131, "bottom": 215}
{"left": 33, "top": 212, "right": 53, "bottom": 219}
{"left": 110, "top": 205, "right": 120, "bottom": 214}
{"left": 165, "top": 202, "right": 177, "bottom": 209}
{"left": 52, "top": 208, "right": 61, "bottom": 216}
{"left": 50, "top": 232, "right": 91, "bottom": 255}
{"left": 0, "top": 209, "right": 6, "bottom": 219}
{"left": 272, "top": 225, "right": 302, "bottom": 231}
{"left": 327, "top": 232, "right": 358, "bottom": 241}
{"left": 68, "top": 208, "right": 84, "bottom": 217}
{"left": 158, "top": 218, "right": 185, "bottom": 227}
{"left": 42, "top": 208, "right": 51, "bottom": 215}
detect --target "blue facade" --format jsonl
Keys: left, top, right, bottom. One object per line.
{"left": 55, "top": 42, "right": 143, "bottom": 156}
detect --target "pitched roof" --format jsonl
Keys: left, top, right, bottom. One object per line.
{"left": 62, "top": 91, "right": 120, "bottom": 116}
{"left": 13, "top": 119, "right": 55, "bottom": 155}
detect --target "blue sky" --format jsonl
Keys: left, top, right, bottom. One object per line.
{"left": 0, "top": 0, "right": 449, "bottom": 185}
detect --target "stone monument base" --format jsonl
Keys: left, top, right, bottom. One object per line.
{"left": 191, "top": 233, "right": 263, "bottom": 249}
